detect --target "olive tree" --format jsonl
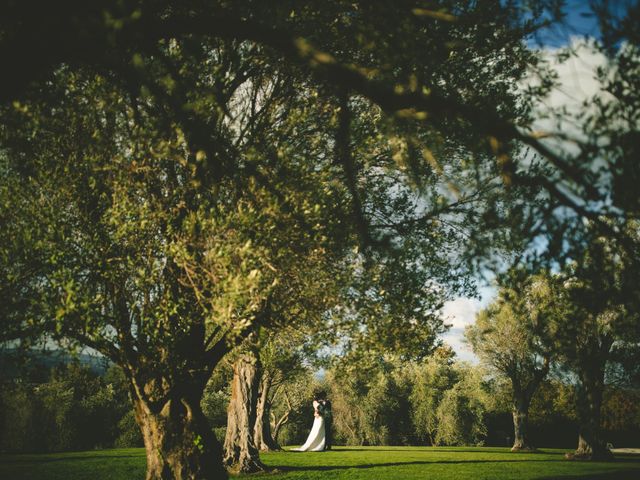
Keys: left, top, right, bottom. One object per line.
{"left": 553, "top": 233, "right": 640, "bottom": 460}
{"left": 466, "top": 272, "right": 560, "bottom": 451}
{"left": 0, "top": 53, "right": 353, "bottom": 478}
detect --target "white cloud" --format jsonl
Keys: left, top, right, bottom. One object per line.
{"left": 525, "top": 38, "right": 612, "bottom": 156}
{"left": 440, "top": 285, "right": 496, "bottom": 363}
{"left": 442, "top": 328, "right": 477, "bottom": 362}
{"left": 441, "top": 297, "right": 482, "bottom": 329}
{"left": 440, "top": 297, "right": 483, "bottom": 362}
{"left": 540, "top": 38, "right": 608, "bottom": 116}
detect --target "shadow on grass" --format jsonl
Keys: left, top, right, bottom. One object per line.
{"left": 289, "top": 447, "right": 514, "bottom": 453}
{"left": 2, "top": 454, "right": 143, "bottom": 464}
{"left": 311, "top": 447, "right": 553, "bottom": 454}
{"left": 275, "top": 454, "right": 640, "bottom": 474}
{"left": 276, "top": 458, "right": 570, "bottom": 472}
{"left": 535, "top": 471, "right": 640, "bottom": 480}
{"left": 288, "top": 447, "right": 640, "bottom": 461}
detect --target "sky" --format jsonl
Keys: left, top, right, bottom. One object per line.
{"left": 440, "top": 2, "right": 617, "bottom": 362}
{"left": 441, "top": 290, "right": 491, "bottom": 362}
{"left": 528, "top": 0, "right": 602, "bottom": 47}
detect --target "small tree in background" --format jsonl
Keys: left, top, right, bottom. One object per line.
{"left": 269, "top": 369, "right": 318, "bottom": 447}
{"left": 252, "top": 331, "right": 310, "bottom": 452}
{"left": 466, "top": 271, "right": 559, "bottom": 451}
{"left": 433, "top": 363, "right": 488, "bottom": 446}
{"left": 409, "top": 346, "right": 458, "bottom": 445}
{"left": 326, "top": 350, "right": 491, "bottom": 447}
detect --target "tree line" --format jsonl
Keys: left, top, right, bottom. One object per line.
{"left": 3, "top": 346, "right": 639, "bottom": 454}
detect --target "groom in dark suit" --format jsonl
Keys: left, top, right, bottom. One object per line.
{"left": 317, "top": 391, "right": 333, "bottom": 450}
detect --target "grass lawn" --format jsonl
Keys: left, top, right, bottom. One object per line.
{"left": 2, "top": 446, "right": 640, "bottom": 480}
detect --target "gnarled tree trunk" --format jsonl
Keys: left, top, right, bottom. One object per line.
{"left": 511, "top": 396, "right": 534, "bottom": 452}
{"left": 131, "top": 380, "right": 227, "bottom": 480}
{"left": 254, "top": 370, "right": 281, "bottom": 451}
{"left": 223, "top": 352, "right": 266, "bottom": 473}
{"left": 510, "top": 358, "right": 549, "bottom": 452}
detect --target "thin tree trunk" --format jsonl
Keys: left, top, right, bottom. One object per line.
{"left": 132, "top": 384, "right": 227, "bottom": 480}
{"left": 271, "top": 390, "right": 292, "bottom": 446}
{"left": 254, "top": 370, "right": 281, "bottom": 451}
{"left": 271, "top": 412, "right": 289, "bottom": 446}
{"left": 223, "top": 353, "right": 266, "bottom": 473}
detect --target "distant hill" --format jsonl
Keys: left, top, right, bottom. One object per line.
{"left": 0, "top": 348, "right": 111, "bottom": 381}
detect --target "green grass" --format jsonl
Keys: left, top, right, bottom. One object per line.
{"left": 2, "top": 446, "right": 640, "bottom": 480}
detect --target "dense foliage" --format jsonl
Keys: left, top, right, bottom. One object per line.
{"left": 1, "top": 1, "right": 639, "bottom": 476}
{"left": 0, "top": 360, "right": 138, "bottom": 453}
{"left": 2, "top": 351, "right": 639, "bottom": 454}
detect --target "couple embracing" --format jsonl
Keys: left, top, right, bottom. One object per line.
{"left": 293, "top": 390, "right": 333, "bottom": 452}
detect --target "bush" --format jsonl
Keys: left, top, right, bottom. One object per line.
{"left": 202, "top": 389, "right": 228, "bottom": 429}
{"left": 0, "top": 383, "right": 39, "bottom": 452}
{"left": 213, "top": 426, "right": 227, "bottom": 444}
{"left": 114, "top": 411, "right": 143, "bottom": 448}
{"left": 435, "top": 384, "right": 486, "bottom": 446}
{"left": 0, "top": 362, "right": 134, "bottom": 452}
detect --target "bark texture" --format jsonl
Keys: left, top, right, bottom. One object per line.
{"left": 254, "top": 371, "right": 281, "bottom": 451}
{"left": 133, "top": 386, "right": 227, "bottom": 480}
{"left": 511, "top": 390, "right": 539, "bottom": 452}
{"left": 569, "top": 351, "right": 614, "bottom": 461}
{"left": 223, "top": 353, "right": 266, "bottom": 473}
{"left": 511, "top": 409, "right": 534, "bottom": 451}
{"left": 509, "top": 358, "right": 549, "bottom": 452}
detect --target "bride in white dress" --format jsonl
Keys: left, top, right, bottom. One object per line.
{"left": 292, "top": 399, "right": 325, "bottom": 451}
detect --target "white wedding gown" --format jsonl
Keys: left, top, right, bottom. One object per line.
{"left": 292, "top": 400, "right": 326, "bottom": 451}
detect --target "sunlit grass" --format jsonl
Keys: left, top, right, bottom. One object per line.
{"left": 2, "top": 446, "right": 640, "bottom": 480}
